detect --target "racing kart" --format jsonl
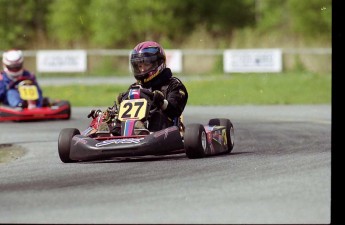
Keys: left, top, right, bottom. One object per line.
{"left": 0, "top": 79, "right": 71, "bottom": 122}
{"left": 58, "top": 85, "right": 234, "bottom": 162}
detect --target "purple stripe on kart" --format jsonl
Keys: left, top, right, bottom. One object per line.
{"left": 124, "top": 120, "right": 135, "bottom": 136}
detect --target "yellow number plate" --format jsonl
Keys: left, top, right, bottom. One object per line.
{"left": 118, "top": 99, "right": 148, "bottom": 121}
{"left": 18, "top": 85, "right": 39, "bottom": 100}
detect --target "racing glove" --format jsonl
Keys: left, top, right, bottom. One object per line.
{"left": 103, "top": 106, "right": 117, "bottom": 123}
{"left": 153, "top": 90, "right": 168, "bottom": 110}
{"left": 87, "top": 109, "right": 102, "bottom": 119}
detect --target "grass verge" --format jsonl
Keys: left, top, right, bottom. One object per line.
{"left": 41, "top": 72, "right": 331, "bottom": 107}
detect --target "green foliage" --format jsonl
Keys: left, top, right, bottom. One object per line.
{"left": 256, "top": 0, "right": 290, "bottom": 32}
{"left": 0, "top": 0, "right": 36, "bottom": 49}
{"left": 199, "top": 0, "right": 255, "bottom": 35}
{"left": 256, "top": 0, "right": 331, "bottom": 39}
{"left": 0, "top": 0, "right": 332, "bottom": 50}
{"left": 47, "top": 0, "right": 91, "bottom": 47}
{"left": 288, "top": 0, "right": 332, "bottom": 38}
{"left": 86, "top": 0, "right": 254, "bottom": 48}
{"left": 88, "top": 0, "right": 128, "bottom": 47}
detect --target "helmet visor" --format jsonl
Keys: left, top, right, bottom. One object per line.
{"left": 6, "top": 63, "right": 23, "bottom": 72}
{"left": 130, "top": 54, "right": 158, "bottom": 76}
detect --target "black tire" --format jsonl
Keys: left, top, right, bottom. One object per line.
{"left": 52, "top": 100, "right": 71, "bottom": 120}
{"left": 184, "top": 123, "right": 208, "bottom": 159}
{"left": 42, "top": 97, "right": 50, "bottom": 107}
{"left": 208, "top": 118, "right": 234, "bottom": 153}
{"left": 61, "top": 101, "right": 71, "bottom": 120}
{"left": 58, "top": 128, "right": 80, "bottom": 163}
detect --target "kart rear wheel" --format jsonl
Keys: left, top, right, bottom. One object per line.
{"left": 209, "top": 118, "right": 234, "bottom": 153}
{"left": 65, "top": 101, "right": 71, "bottom": 120}
{"left": 58, "top": 128, "right": 80, "bottom": 163}
{"left": 184, "top": 123, "right": 208, "bottom": 159}
{"left": 52, "top": 100, "right": 71, "bottom": 120}
{"left": 61, "top": 101, "right": 71, "bottom": 120}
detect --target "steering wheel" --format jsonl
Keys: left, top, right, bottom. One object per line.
{"left": 137, "top": 87, "right": 161, "bottom": 114}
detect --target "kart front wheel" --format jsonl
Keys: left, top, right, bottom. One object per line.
{"left": 184, "top": 124, "right": 208, "bottom": 159}
{"left": 209, "top": 118, "right": 234, "bottom": 153}
{"left": 58, "top": 128, "right": 80, "bottom": 163}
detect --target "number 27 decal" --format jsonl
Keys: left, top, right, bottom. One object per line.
{"left": 118, "top": 99, "right": 148, "bottom": 121}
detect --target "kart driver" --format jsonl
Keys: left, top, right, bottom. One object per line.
{"left": 0, "top": 49, "right": 43, "bottom": 108}
{"left": 119, "top": 41, "right": 188, "bottom": 131}
{"left": 89, "top": 41, "right": 188, "bottom": 133}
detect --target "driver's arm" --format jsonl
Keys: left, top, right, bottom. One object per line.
{"left": 164, "top": 81, "right": 188, "bottom": 119}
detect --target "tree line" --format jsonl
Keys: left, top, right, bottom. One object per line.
{"left": 0, "top": 0, "right": 331, "bottom": 50}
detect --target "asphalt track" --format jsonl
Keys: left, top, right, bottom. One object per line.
{"left": 0, "top": 104, "right": 331, "bottom": 224}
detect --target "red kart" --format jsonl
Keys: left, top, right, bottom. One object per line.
{"left": 0, "top": 100, "right": 71, "bottom": 122}
{"left": 0, "top": 80, "right": 71, "bottom": 122}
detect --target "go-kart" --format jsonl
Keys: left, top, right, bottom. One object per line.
{"left": 0, "top": 79, "right": 71, "bottom": 122}
{"left": 58, "top": 85, "right": 234, "bottom": 162}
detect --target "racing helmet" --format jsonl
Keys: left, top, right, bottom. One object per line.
{"left": 130, "top": 41, "right": 166, "bottom": 83}
{"left": 2, "top": 50, "right": 24, "bottom": 79}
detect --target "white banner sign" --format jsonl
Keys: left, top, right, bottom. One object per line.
{"left": 37, "top": 50, "right": 87, "bottom": 72}
{"left": 165, "top": 50, "right": 182, "bottom": 73}
{"left": 223, "top": 49, "right": 282, "bottom": 73}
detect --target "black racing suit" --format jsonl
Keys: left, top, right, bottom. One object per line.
{"left": 120, "top": 68, "right": 188, "bottom": 131}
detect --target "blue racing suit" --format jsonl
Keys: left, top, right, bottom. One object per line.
{"left": 0, "top": 70, "right": 43, "bottom": 107}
